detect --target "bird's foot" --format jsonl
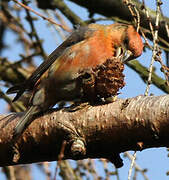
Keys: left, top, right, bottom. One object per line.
{"left": 65, "top": 101, "right": 91, "bottom": 112}
{"left": 104, "top": 96, "right": 118, "bottom": 104}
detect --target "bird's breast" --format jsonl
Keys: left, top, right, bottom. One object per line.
{"left": 51, "top": 34, "right": 115, "bottom": 82}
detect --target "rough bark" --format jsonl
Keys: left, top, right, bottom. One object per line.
{"left": 0, "top": 95, "right": 169, "bottom": 167}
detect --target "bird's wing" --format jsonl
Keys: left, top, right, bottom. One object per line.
{"left": 6, "top": 26, "right": 95, "bottom": 102}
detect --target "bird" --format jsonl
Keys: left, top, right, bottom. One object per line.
{"left": 6, "top": 23, "right": 143, "bottom": 140}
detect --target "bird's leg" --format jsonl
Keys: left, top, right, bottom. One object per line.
{"left": 65, "top": 100, "right": 91, "bottom": 112}
{"left": 104, "top": 95, "right": 118, "bottom": 104}
{"left": 57, "top": 101, "right": 66, "bottom": 109}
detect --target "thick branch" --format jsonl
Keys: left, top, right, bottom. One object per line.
{"left": 0, "top": 95, "right": 169, "bottom": 167}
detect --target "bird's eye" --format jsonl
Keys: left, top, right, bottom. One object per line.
{"left": 124, "top": 36, "right": 129, "bottom": 46}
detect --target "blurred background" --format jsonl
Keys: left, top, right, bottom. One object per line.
{"left": 0, "top": 0, "right": 169, "bottom": 179}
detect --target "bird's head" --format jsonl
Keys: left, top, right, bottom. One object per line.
{"left": 111, "top": 24, "right": 143, "bottom": 62}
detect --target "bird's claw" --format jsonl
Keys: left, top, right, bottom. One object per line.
{"left": 65, "top": 102, "right": 91, "bottom": 112}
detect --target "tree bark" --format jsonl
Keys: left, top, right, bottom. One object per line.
{"left": 0, "top": 95, "right": 169, "bottom": 167}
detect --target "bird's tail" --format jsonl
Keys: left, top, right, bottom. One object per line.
{"left": 13, "top": 105, "right": 39, "bottom": 140}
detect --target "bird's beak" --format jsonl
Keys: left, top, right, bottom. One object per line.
{"left": 115, "top": 47, "right": 124, "bottom": 59}
{"left": 115, "top": 47, "right": 135, "bottom": 63}
{"left": 115, "top": 47, "right": 123, "bottom": 58}
{"left": 122, "top": 50, "right": 135, "bottom": 63}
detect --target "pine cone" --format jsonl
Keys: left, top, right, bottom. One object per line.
{"left": 79, "top": 57, "right": 125, "bottom": 101}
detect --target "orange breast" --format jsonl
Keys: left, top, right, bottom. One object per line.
{"left": 53, "top": 30, "right": 115, "bottom": 81}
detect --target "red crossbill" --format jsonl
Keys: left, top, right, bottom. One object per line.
{"left": 7, "top": 23, "right": 143, "bottom": 140}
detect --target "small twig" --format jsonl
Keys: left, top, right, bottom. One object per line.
{"left": 0, "top": 4, "right": 31, "bottom": 49}
{"left": 51, "top": 0, "right": 85, "bottom": 27}
{"left": 54, "top": 11, "right": 72, "bottom": 33}
{"left": 22, "top": 0, "right": 47, "bottom": 59}
{"left": 165, "top": 51, "right": 169, "bottom": 67}
{"left": 155, "top": 49, "right": 169, "bottom": 86}
{"left": 85, "top": 159, "right": 98, "bottom": 180}
{"left": 43, "top": 162, "right": 51, "bottom": 180}
{"left": 144, "top": 0, "right": 161, "bottom": 96}
{"left": 142, "top": 0, "right": 155, "bottom": 37}
{"left": 54, "top": 140, "right": 67, "bottom": 180}
{"left": 128, "top": 151, "right": 137, "bottom": 180}
{"left": 12, "top": 0, "right": 71, "bottom": 32}
{"left": 165, "top": 23, "right": 169, "bottom": 38}
{"left": 123, "top": 0, "right": 140, "bottom": 32}
{"left": 8, "top": 52, "right": 40, "bottom": 68}
{"left": 122, "top": 0, "right": 141, "bottom": 176}
{"left": 115, "top": 168, "right": 120, "bottom": 180}
{"left": 140, "top": 1, "right": 169, "bottom": 86}
{"left": 125, "top": 152, "right": 149, "bottom": 180}
{"left": 140, "top": 30, "right": 153, "bottom": 50}
{"left": 3, "top": 166, "right": 16, "bottom": 180}
{"left": 46, "top": 11, "right": 67, "bottom": 41}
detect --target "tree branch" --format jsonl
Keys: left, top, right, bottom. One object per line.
{"left": 127, "top": 60, "right": 169, "bottom": 94}
{"left": 0, "top": 95, "right": 169, "bottom": 167}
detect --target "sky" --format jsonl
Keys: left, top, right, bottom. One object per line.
{"left": 1, "top": 0, "right": 169, "bottom": 179}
